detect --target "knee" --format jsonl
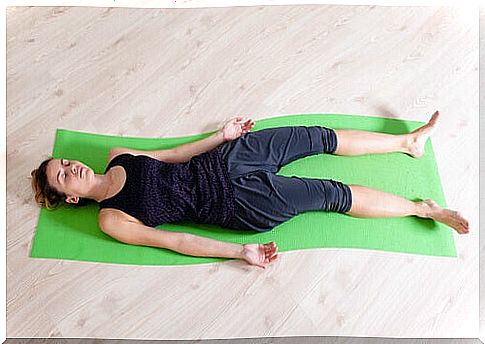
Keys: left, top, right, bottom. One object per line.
{"left": 320, "top": 127, "right": 338, "bottom": 154}
{"left": 322, "top": 180, "right": 353, "bottom": 213}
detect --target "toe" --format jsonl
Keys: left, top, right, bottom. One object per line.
{"left": 430, "top": 111, "right": 440, "bottom": 123}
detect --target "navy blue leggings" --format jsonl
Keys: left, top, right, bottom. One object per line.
{"left": 219, "top": 125, "right": 353, "bottom": 232}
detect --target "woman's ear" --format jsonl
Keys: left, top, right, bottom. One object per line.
{"left": 65, "top": 196, "right": 79, "bottom": 204}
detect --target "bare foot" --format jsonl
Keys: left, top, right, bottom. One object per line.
{"left": 406, "top": 111, "right": 440, "bottom": 158}
{"left": 420, "top": 199, "right": 469, "bottom": 234}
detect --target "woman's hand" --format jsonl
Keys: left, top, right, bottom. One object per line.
{"left": 241, "top": 241, "right": 278, "bottom": 269}
{"left": 220, "top": 116, "right": 255, "bottom": 142}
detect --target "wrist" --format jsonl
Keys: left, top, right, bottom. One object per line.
{"left": 236, "top": 244, "right": 246, "bottom": 260}
{"left": 216, "top": 130, "right": 227, "bottom": 143}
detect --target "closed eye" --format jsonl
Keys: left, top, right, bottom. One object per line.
{"left": 58, "top": 159, "right": 70, "bottom": 182}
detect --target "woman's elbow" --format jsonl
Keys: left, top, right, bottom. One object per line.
{"left": 99, "top": 218, "right": 184, "bottom": 250}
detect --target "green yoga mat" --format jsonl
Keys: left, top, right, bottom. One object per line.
{"left": 30, "top": 114, "right": 457, "bottom": 265}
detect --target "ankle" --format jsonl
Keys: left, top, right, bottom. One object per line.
{"left": 401, "top": 134, "right": 414, "bottom": 154}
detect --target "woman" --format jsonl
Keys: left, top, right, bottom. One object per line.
{"left": 31, "top": 111, "right": 469, "bottom": 268}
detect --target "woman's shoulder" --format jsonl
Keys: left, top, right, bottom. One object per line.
{"left": 104, "top": 149, "right": 140, "bottom": 174}
{"left": 107, "top": 148, "right": 137, "bottom": 165}
{"left": 99, "top": 208, "right": 144, "bottom": 228}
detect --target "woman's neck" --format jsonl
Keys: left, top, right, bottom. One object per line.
{"left": 91, "top": 168, "right": 123, "bottom": 202}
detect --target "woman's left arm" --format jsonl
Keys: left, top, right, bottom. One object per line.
{"left": 111, "top": 117, "right": 255, "bottom": 164}
{"left": 172, "top": 116, "right": 255, "bottom": 163}
{"left": 172, "top": 130, "right": 226, "bottom": 163}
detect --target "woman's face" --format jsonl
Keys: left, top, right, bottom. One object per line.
{"left": 46, "top": 158, "right": 94, "bottom": 203}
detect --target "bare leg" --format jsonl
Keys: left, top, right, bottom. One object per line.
{"left": 346, "top": 184, "right": 469, "bottom": 234}
{"left": 331, "top": 111, "right": 469, "bottom": 234}
{"left": 333, "top": 111, "right": 439, "bottom": 158}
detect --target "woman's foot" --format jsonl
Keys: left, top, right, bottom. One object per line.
{"left": 405, "top": 111, "right": 440, "bottom": 158}
{"left": 419, "top": 199, "right": 469, "bottom": 234}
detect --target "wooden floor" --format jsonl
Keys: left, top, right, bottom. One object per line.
{"left": 6, "top": 5, "right": 479, "bottom": 340}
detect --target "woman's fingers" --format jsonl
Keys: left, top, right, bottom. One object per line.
{"left": 245, "top": 242, "right": 277, "bottom": 269}
{"left": 264, "top": 242, "right": 278, "bottom": 260}
{"left": 264, "top": 253, "right": 278, "bottom": 265}
{"left": 235, "top": 117, "right": 255, "bottom": 125}
{"left": 234, "top": 117, "right": 255, "bottom": 134}
{"left": 264, "top": 244, "right": 272, "bottom": 253}
{"left": 264, "top": 242, "right": 275, "bottom": 253}
{"left": 242, "top": 243, "right": 277, "bottom": 269}
{"left": 234, "top": 117, "right": 246, "bottom": 123}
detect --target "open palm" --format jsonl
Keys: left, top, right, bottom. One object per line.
{"left": 221, "top": 116, "right": 255, "bottom": 141}
{"left": 241, "top": 241, "right": 278, "bottom": 268}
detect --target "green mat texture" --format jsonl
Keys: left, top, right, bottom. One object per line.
{"left": 30, "top": 114, "right": 457, "bottom": 265}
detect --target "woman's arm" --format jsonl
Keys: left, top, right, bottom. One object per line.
{"left": 109, "top": 117, "right": 255, "bottom": 164}
{"left": 108, "top": 131, "right": 224, "bottom": 164}
{"left": 172, "top": 131, "right": 226, "bottom": 163}
{"left": 99, "top": 217, "right": 278, "bottom": 267}
{"left": 171, "top": 117, "right": 255, "bottom": 162}
{"left": 108, "top": 132, "right": 223, "bottom": 164}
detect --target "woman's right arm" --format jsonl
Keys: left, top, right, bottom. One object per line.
{"left": 99, "top": 217, "right": 278, "bottom": 268}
